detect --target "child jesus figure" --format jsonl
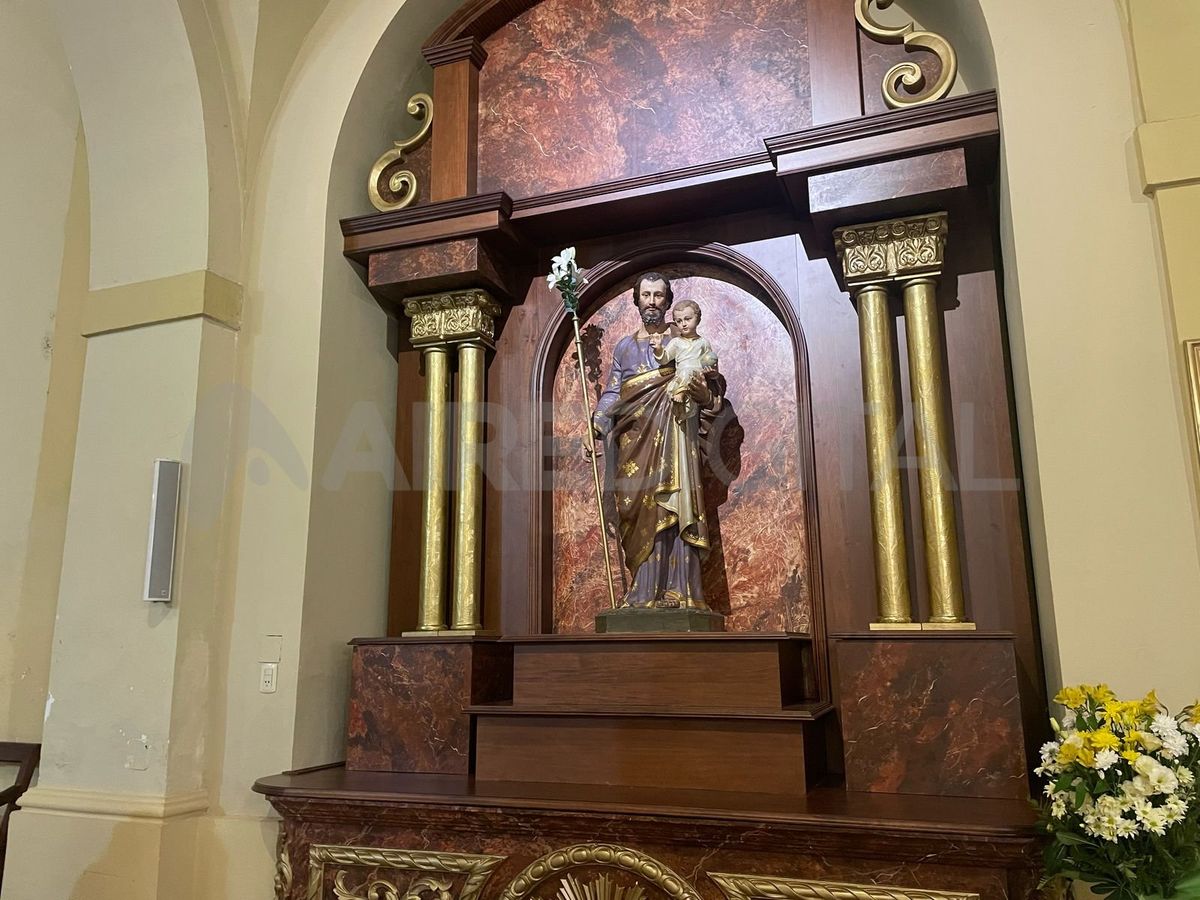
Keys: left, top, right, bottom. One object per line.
{"left": 649, "top": 299, "right": 719, "bottom": 403}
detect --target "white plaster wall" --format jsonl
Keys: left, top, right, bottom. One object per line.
{"left": 51, "top": 0, "right": 210, "bottom": 288}
{"left": 978, "top": 0, "right": 1200, "bottom": 706}
{"left": 0, "top": 0, "right": 81, "bottom": 740}
{"left": 40, "top": 319, "right": 205, "bottom": 793}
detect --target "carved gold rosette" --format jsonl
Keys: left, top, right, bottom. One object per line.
{"left": 499, "top": 844, "right": 701, "bottom": 900}
{"left": 404, "top": 290, "right": 502, "bottom": 348}
{"left": 368, "top": 92, "right": 434, "bottom": 212}
{"left": 833, "top": 214, "right": 948, "bottom": 286}
{"left": 854, "top": 1, "right": 958, "bottom": 109}
{"left": 708, "top": 873, "right": 979, "bottom": 900}
{"left": 308, "top": 845, "right": 505, "bottom": 900}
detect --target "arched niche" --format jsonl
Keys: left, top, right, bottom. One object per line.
{"left": 531, "top": 243, "right": 823, "bottom": 637}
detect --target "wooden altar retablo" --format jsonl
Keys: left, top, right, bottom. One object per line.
{"left": 256, "top": 1, "right": 1048, "bottom": 898}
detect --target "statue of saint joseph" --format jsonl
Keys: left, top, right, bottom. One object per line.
{"left": 592, "top": 273, "right": 725, "bottom": 611}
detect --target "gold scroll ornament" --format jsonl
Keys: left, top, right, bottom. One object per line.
{"left": 709, "top": 872, "right": 979, "bottom": 900}
{"left": 307, "top": 845, "right": 504, "bottom": 900}
{"left": 368, "top": 92, "right": 434, "bottom": 212}
{"left": 855, "top": 0, "right": 958, "bottom": 110}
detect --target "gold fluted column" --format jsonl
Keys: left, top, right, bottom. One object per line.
{"left": 416, "top": 345, "right": 450, "bottom": 630}
{"left": 852, "top": 283, "right": 914, "bottom": 628}
{"left": 453, "top": 339, "right": 486, "bottom": 630}
{"left": 902, "top": 274, "right": 970, "bottom": 628}
{"left": 834, "top": 213, "right": 974, "bottom": 630}
{"left": 404, "top": 289, "right": 500, "bottom": 635}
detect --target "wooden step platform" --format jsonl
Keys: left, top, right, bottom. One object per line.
{"left": 470, "top": 633, "right": 825, "bottom": 795}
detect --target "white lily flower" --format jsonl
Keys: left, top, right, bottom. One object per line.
{"left": 546, "top": 271, "right": 560, "bottom": 288}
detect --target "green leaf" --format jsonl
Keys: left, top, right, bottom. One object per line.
{"left": 1057, "top": 832, "right": 1098, "bottom": 847}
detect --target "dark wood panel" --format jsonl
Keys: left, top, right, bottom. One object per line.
{"left": 809, "top": 0, "right": 864, "bottom": 124}
{"left": 255, "top": 765, "right": 1040, "bottom": 840}
{"left": 429, "top": 53, "right": 481, "bottom": 202}
{"left": 474, "top": 715, "right": 814, "bottom": 794}
{"left": 388, "top": 345, "right": 424, "bottom": 634}
{"left": 509, "top": 636, "right": 811, "bottom": 711}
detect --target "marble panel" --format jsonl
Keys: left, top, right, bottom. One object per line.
{"left": 477, "top": 0, "right": 812, "bottom": 199}
{"left": 837, "top": 637, "right": 1030, "bottom": 799}
{"left": 346, "top": 641, "right": 512, "bottom": 774}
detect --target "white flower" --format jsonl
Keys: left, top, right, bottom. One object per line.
{"left": 1153, "top": 713, "right": 1181, "bottom": 738}
{"left": 1164, "top": 794, "right": 1188, "bottom": 825}
{"left": 1114, "top": 817, "right": 1139, "bottom": 839}
{"left": 1051, "top": 797, "right": 1068, "bottom": 818}
{"left": 1134, "top": 755, "right": 1179, "bottom": 795}
{"left": 1161, "top": 731, "right": 1189, "bottom": 760}
{"left": 1121, "top": 778, "right": 1147, "bottom": 800}
{"left": 1178, "top": 767, "right": 1195, "bottom": 788}
{"left": 1182, "top": 720, "right": 1200, "bottom": 739}
{"left": 1094, "top": 748, "right": 1120, "bottom": 772}
{"left": 1138, "top": 804, "right": 1169, "bottom": 836}
{"left": 546, "top": 271, "right": 560, "bottom": 288}
{"left": 1062, "top": 709, "right": 1077, "bottom": 730}
{"left": 550, "top": 247, "right": 577, "bottom": 280}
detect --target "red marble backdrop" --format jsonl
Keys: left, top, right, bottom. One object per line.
{"left": 477, "top": 0, "right": 812, "bottom": 199}
{"left": 551, "top": 271, "right": 811, "bottom": 634}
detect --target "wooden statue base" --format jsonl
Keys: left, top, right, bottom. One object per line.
{"left": 595, "top": 607, "right": 725, "bottom": 633}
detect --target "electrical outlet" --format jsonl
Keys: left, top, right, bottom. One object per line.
{"left": 259, "top": 662, "right": 278, "bottom": 694}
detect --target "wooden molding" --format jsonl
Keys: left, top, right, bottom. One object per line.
{"left": 422, "top": 36, "right": 489, "bottom": 69}
{"left": 425, "top": 0, "right": 539, "bottom": 49}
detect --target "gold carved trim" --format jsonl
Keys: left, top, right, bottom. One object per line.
{"left": 1186, "top": 340, "right": 1200, "bottom": 467}
{"left": 709, "top": 873, "right": 979, "bottom": 900}
{"left": 276, "top": 828, "right": 294, "bottom": 900}
{"left": 369, "top": 92, "right": 434, "bottom": 212}
{"left": 834, "top": 214, "right": 949, "bottom": 289}
{"left": 854, "top": 1, "right": 959, "bottom": 110}
{"left": 499, "top": 844, "right": 702, "bottom": 900}
{"left": 404, "top": 289, "right": 501, "bottom": 347}
{"left": 307, "top": 845, "right": 505, "bottom": 900}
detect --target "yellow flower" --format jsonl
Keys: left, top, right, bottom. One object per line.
{"left": 1055, "top": 686, "right": 1088, "bottom": 709}
{"left": 1102, "top": 700, "right": 1141, "bottom": 729}
{"left": 1076, "top": 746, "right": 1096, "bottom": 768}
{"left": 1087, "top": 683, "right": 1116, "bottom": 705}
{"left": 1121, "top": 750, "right": 1140, "bottom": 763}
{"left": 1139, "top": 690, "right": 1160, "bottom": 717}
{"left": 1087, "top": 729, "right": 1121, "bottom": 751}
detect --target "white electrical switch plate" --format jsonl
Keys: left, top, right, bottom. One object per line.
{"left": 259, "top": 662, "right": 278, "bottom": 693}
{"left": 258, "top": 634, "right": 283, "bottom": 663}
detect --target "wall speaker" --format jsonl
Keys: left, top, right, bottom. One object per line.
{"left": 144, "top": 459, "right": 182, "bottom": 602}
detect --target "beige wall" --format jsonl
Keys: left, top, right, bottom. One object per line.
{"left": 3, "top": 0, "right": 1200, "bottom": 897}
{"left": 0, "top": 0, "right": 83, "bottom": 743}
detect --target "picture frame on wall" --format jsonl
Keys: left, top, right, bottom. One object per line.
{"left": 1187, "top": 339, "right": 1200, "bottom": 462}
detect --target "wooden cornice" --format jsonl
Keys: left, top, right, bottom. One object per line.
{"left": 341, "top": 192, "right": 515, "bottom": 263}
{"left": 341, "top": 92, "right": 1000, "bottom": 263}
{"left": 424, "top": 0, "right": 539, "bottom": 49}
{"left": 766, "top": 90, "right": 999, "bottom": 176}
{"left": 422, "top": 36, "right": 489, "bottom": 69}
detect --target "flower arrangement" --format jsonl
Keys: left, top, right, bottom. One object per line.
{"left": 1037, "top": 684, "right": 1200, "bottom": 900}
{"left": 546, "top": 246, "right": 585, "bottom": 313}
